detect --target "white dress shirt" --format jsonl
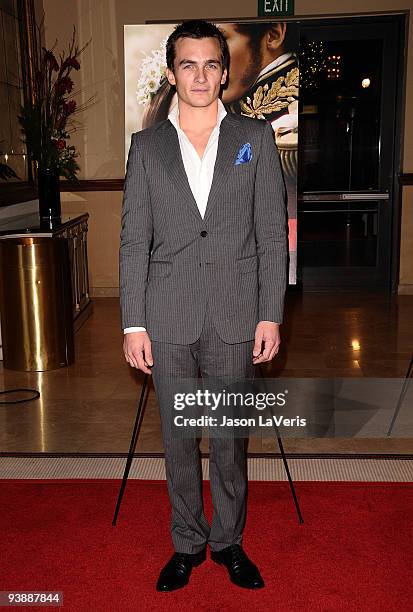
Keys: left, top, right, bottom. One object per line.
{"left": 124, "top": 98, "right": 227, "bottom": 334}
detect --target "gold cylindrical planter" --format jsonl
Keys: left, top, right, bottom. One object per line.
{"left": 0, "top": 236, "right": 75, "bottom": 371}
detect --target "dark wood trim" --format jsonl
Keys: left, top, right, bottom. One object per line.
{"left": 399, "top": 173, "right": 413, "bottom": 185}
{"left": 5, "top": 174, "right": 410, "bottom": 198}
{"left": 0, "top": 179, "right": 125, "bottom": 208}
{"left": 4, "top": 173, "right": 410, "bottom": 200}
{"left": 60, "top": 179, "right": 124, "bottom": 192}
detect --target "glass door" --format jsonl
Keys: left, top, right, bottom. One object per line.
{"left": 297, "top": 17, "right": 403, "bottom": 288}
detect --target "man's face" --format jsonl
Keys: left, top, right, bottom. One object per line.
{"left": 166, "top": 37, "right": 227, "bottom": 109}
{"left": 218, "top": 24, "right": 262, "bottom": 104}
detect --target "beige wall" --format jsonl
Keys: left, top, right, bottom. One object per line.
{"left": 42, "top": 0, "right": 413, "bottom": 292}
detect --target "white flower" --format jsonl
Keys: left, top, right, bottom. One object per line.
{"left": 147, "top": 79, "right": 158, "bottom": 93}
{"left": 136, "top": 38, "right": 168, "bottom": 105}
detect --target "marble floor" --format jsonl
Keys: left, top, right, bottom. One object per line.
{"left": 0, "top": 291, "right": 412, "bottom": 455}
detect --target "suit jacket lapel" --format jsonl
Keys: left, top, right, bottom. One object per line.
{"left": 203, "top": 113, "right": 244, "bottom": 224}
{"left": 154, "top": 120, "right": 203, "bottom": 222}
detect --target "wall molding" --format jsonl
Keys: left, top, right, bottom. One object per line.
{"left": 58, "top": 175, "right": 413, "bottom": 192}
{"left": 399, "top": 173, "right": 413, "bottom": 186}
{"left": 60, "top": 179, "right": 124, "bottom": 192}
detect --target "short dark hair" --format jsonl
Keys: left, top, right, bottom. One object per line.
{"left": 235, "top": 22, "right": 296, "bottom": 55}
{"left": 166, "top": 19, "right": 229, "bottom": 72}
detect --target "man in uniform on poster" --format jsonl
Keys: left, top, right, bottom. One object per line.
{"left": 219, "top": 21, "right": 298, "bottom": 266}
{"left": 120, "top": 20, "right": 288, "bottom": 592}
{"left": 219, "top": 21, "right": 298, "bottom": 149}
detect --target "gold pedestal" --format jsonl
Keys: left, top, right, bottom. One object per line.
{"left": 0, "top": 236, "right": 75, "bottom": 371}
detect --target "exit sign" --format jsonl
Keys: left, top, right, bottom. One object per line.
{"left": 258, "top": 0, "right": 294, "bottom": 16}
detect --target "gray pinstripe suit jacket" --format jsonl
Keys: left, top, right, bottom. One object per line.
{"left": 119, "top": 112, "right": 288, "bottom": 345}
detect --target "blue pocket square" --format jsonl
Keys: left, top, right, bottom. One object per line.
{"left": 235, "top": 142, "right": 252, "bottom": 165}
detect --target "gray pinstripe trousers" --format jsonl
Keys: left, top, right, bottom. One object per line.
{"left": 151, "top": 301, "right": 256, "bottom": 554}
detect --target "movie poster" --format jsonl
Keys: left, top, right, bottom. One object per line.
{"left": 124, "top": 22, "right": 299, "bottom": 284}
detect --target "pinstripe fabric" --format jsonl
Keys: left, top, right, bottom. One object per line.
{"left": 119, "top": 112, "right": 288, "bottom": 344}
{"left": 151, "top": 301, "right": 256, "bottom": 553}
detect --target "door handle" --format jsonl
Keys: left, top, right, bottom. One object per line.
{"left": 299, "top": 193, "right": 389, "bottom": 202}
{"left": 341, "top": 193, "right": 389, "bottom": 200}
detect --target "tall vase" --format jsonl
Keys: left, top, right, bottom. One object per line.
{"left": 38, "top": 166, "right": 61, "bottom": 223}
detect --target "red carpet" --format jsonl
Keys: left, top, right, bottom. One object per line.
{"left": 1, "top": 479, "right": 412, "bottom": 611}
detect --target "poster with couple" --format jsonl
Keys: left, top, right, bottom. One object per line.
{"left": 124, "top": 21, "right": 299, "bottom": 284}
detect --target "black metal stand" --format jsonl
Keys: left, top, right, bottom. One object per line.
{"left": 257, "top": 365, "right": 304, "bottom": 524}
{"left": 386, "top": 353, "right": 413, "bottom": 437}
{"left": 112, "top": 373, "right": 149, "bottom": 526}
{"left": 113, "top": 367, "right": 304, "bottom": 525}
{"left": 272, "top": 431, "right": 304, "bottom": 524}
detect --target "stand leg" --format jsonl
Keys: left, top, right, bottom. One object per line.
{"left": 276, "top": 432, "right": 304, "bottom": 524}
{"left": 387, "top": 353, "right": 413, "bottom": 437}
{"left": 112, "top": 373, "right": 149, "bottom": 526}
{"left": 258, "top": 365, "right": 304, "bottom": 524}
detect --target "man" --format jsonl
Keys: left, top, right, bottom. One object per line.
{"left": 219, "top": 22, "right": 298, "bottom": 141}
{"left": 120, "top": 20, "right": 287, "bottom": 592}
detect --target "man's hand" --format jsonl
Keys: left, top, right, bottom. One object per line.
{"left": 123, "top": 331, "right": 153, "bottom": 374}
{"left": 252, "top": 321, "right": 281, "bottom": 364}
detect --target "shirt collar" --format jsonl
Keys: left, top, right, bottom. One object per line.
{"left": 168, "top": 98, "right": 227, "bottom": 132}
{"left": 256, "top": 52, "right": 294, "bottom": 80}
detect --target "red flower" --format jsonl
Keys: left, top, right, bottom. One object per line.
{"left": 61, "top": 57, "right": 80, "bottom": 71}
{"left": 53, "top": 139, "right": 66, "bottom": 150}
{"left": 65, "top": 100, "right": 77, "bottom": 114}
{"left": 42, "top": 48, "right": 59, "bottom": 72}
{"left": 58, "top": 76, "right": 74, "bottom": 94}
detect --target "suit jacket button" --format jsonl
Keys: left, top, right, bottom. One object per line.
{"left": 200, "top": 230, "right": 208, "bottom": 237}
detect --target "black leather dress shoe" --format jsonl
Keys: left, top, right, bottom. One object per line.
{"left": 211, "top": 544, "right": 264, "bottom": 589}
{"left": 156, "top": 548, "right": 206, "bottom": 592}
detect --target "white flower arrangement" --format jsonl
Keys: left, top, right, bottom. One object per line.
{"left": 136, "top": 37, "right": 168, "bottom": 106}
